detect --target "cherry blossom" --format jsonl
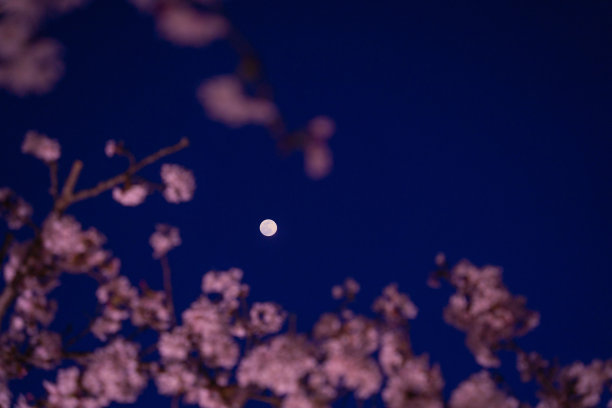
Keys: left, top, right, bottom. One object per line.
{"left": 373, "top": 283, "right": 419, "bottom": 322}
{"left": 197, "top": 75, "right": 279, "bottom": 127}
{"left": 104, "top": 140, "right": 117, "bottom": 157}
{"left": 161, "top": 163, "right": 196, "bottom": 203}
{"left": 112, "top": 184, "right": 148, "bottom": 207}
{"left": 0, "top": 188, "right": 32, "bottom": 230}
{"left": 238, "top": 335, "right": 317, "bottom": 396}
{"left": 449, "top": 371, "right": 519, "bottom": 408}
{"left": 0, "top": 3, "right": 610, "bottom": 408}
{"left": 156, "top": 4, "right": 228, "bottom": 47}
{"left": 149, "top": 223, "right": 181, "bottom": 258}
{"left": 441, "top": 260, "right": 540, "bottom": 367}
{"left": 21, "top": 130, "right": 61, "bottom": 162}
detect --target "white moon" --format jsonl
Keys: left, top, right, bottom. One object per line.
{"left": 259, "top": 219, "right": 277, "bottom": 237}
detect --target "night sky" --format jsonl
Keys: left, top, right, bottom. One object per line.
{"left": 1, "top": 0, "right": 611, "bottom": 406}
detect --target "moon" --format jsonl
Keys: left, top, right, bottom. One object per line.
{"left": 259, "top": 219, "right": 277, "bottom": 237}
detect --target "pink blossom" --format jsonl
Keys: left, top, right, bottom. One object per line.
{"left": 14, "top": 395, "right": 34, "bottom": 408}
{"left": 238, "top": 335, "right": 317, "bottom": 395}
{"left": 0, "top": 17, "right": 33, "bottom": 59}
{"left": 382, "top": 355, "right": 444, "bottom": 408}
{"left": 161, "top": 163, "right": 195, "bottom": 203}
{"left": 156, "top": 4, "right": 229, "bottom": 47}
{"left": 104, "top": 139, "right": 117, "bottom": 157}
{"left": 197, "top": 75, "right": 279, "bottom": 127}
{"left": 153, "top": 362, "right": 197, "bottom": 396}
{"left": 184, "top": 384, "right": 231, "bottom": 408}
{"left": 304, "top": 142, "right": 332, "bottom": 180}
{"left": 41, "top": 215, "right": 111, "bottom": 273}
{"left": 3, "top": 242, "right": 27, "bottom": 283}
{"left": 42, "top": 214, "right": 85, "bottom": 256}
{"left": 313, "top": 313, "right": 342, "bottom": 338}
{"left": 373, "top": 283, "right": 418, "bottom": 322}
{"left": 15, "top": 287, "right": 57, "bottom": 329}
{"left": 249, "top": 302, "right": 286, "bottom": 335}
{"left": 91, "top": 305, "right": 129, "bottom": 341}
{"left": 29, "top": 331, "right": 62, "bottom": 370}
{"left": 449, "top": 371, "right": 519, "bottom": 408}
{"left": 80, "top": 338, "right": 147, "bottom": 405}
{"left": 149, "top": 223, "right": 181, "bottom": 258}
{"left": 323, "top": 353, "right": 382, "bottom": 399}
{"left": 92, "top": 276, "right": 136, "bottom": 340}
{"left": 158, "top": 327, "right": 190, "bottom": 361}
{"left": 0, "top": 39, "right": 64, "bottom": 96}
{"left": 112, "top": 184, "right": 148, "bottom": 206}
{"left": 21, "top": 130, "right": 61, "bottom": 162}
{"left": 534, "top": 360, "right": 611, "bottom": 408}
{"left": 331, "top": 277, "right": 360, "bottom": 300}
{"left": 282, "top": 393, "right": 318, "bottom": 408}
{"left": 130, "top": 290, "right": 171, "bottom": 330}
{"left": 443, "top": 260, "right": 540, "bottom": 367}
{"left": 0, "top": 187, "right": 32, "bottom": 230}
{"left": 379, "top": 330, "right": 412, "bottom": 375}
{"left": 201, "top": 268, "right": 248, "bottom": 309}
{"left": 307, "top": 116, "right": 335, "bottom": 140}
{"left": 43, "top": 367, "right": 84, "bottom": 408}
{"left": 182, "top": 296, "right": 240, "bottom": 368}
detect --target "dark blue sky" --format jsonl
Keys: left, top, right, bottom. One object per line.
{"left": 0, "top": 0, "right": 611, "bottom": 405}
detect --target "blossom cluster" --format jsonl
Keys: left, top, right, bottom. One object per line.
{"left": 1, "top": 132, "right": 612, "bottom": 408}
{"left": 0, "top": 0, "right": 336, "bottom": 180}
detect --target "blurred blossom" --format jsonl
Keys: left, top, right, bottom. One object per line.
{"left": 201, "top": 268, "right": 248, "bottom": 309}
{"left": 21, "top": 130, "right": 61, "bottom": 162}
{"left": 449, "top": 371, "right": 519, "bottom": 408}
{"left": 105, "top": 139, "right": 117, "bottom": 157}
{"left": 161, "top": 163, "right": 195, "bottom": 203}
{"left": 0, "top": 39, "right": 64, "bottom": 96}
{"left": 158, "top": 327, "right": 190, "bottom": 361}
{"left": 373, "top": 283, "right": 418, "bottom": 322}
{"left": 42, "top": 214, "right": 87, "bottom": 256}
{"left": 43, "top": 339, "right": 147, "bottom": 407}
{"left": 304, "top": 142, "right": 332, "bottom": 180}
{"left": 331, "top": 277, "right": 360, "bottom": 300}
{"left": 29, "top": 331, "right": 62, "bottom": 370}
{"left": 238, "top": 335, "right": 317, "bottom": 395}
{"left": 0, "top": 17, "right": 33, "bottom": 59}
{"left": 382, "top": 355, "right": 444, "bottom": 408}
{"left": 0, "top": 0, "right": 88, "bottom": 95}
{"left": 197, "top": 75, "right": 279, "bottom": 127}
{"left": 533, "top": 359, "right": 612, "bottom": 408}
{"left": 112, "top": 184, "right": 148, "bottom": 207}
{"left": 153, "top": 361, "right": 197, "bottom": 396}
{"left": 156, "top": 4, "right": 228, "bottom": 47}
{"left": 0, "top": 187, "right": 32, "bottom": 229}
{"left": 93, "top": 276, "right": 136, "bottom": 340}
{"left": 443, "top": 260, "right": 540, "bottom": 367}
{"left": 131, "top": 290, "right": 171, "bottom": 330}
{"left": 434, "top": 252, "right": 446, "bottom": 267}
{"left": 182, "top": 296, "right": 240, "bottom": 368}
{"left": 149, "top": 223, "right": 181, "bottom": 258}
{"left": 249, "top": 302, "right": 286, "bottom": 335}
{"left": 307, "top": 115, "right": 335, "bottom": 140}
{"left": 14, "top": 395, "right": 33, "bottom": 408}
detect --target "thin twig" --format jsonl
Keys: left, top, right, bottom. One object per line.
{"left": 54, "top": 159, "right": 84, "bottom": 212}
{"left": 48, "top": 161, "right": 58, "bottom": 198}
{"left": 66, "top": 137, "right": 189, "bottom": 208}
{"left": 161, "top": 255, "right": 176, "bottom": 326}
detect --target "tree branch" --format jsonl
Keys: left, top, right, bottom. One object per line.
{"left": 56, "top": 138, "right": 190, "bottom": 211}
